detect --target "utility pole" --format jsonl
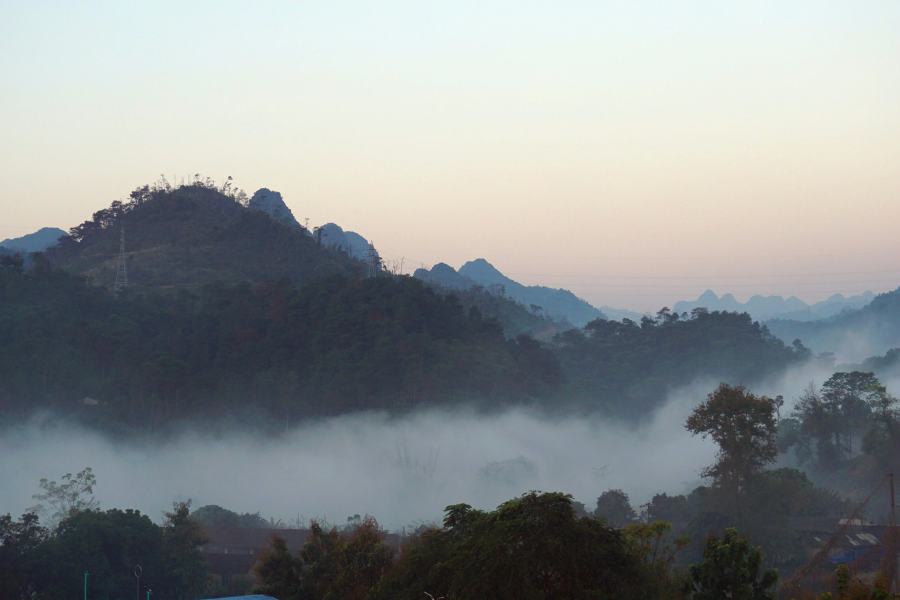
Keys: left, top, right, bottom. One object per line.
{"left": 890, "top": 473, "right": 897, "bottom": 593}
{"left": 114, "top": 227, "right": 127, "bottom": 296}
{"left": 134, "top": 565, "right": 142, "bottom": 600}
{"left": 84, "top": 572, "right": 88, "bottom": 600}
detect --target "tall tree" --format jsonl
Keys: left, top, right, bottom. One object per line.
{"left": 686, "top": 384, "right": 779, "bottom": 514}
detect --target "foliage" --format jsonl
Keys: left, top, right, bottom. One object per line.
{"left": 594, "top": 488, "right": 638, "bottom": 528}
{"left": 0, "top": 512, "right": 48, "bottom": 599}
{"left": 788, "top": 372, "right": 880, "bottom": 465}
{"left": 685, "top": 527, "right": 778, "bottom": 600}
{"left": 554, "top": 311, "right": 804, "bottom": 417}
{"left": 255, "top": 516, "right": 394, "bottom": 600}
{"left": 686, "top": 384, "right": 779, "bottom": 512}
{"left": 27, "top": 467, "right": 99, "bottom": 529}
{"left": 647, "top": 493, "right": 694, "bottom": 523}
{"left": 0, "top": 266, "right": 563, "bottom": 429}
{"left": 190, "top": 504, "right": 269, "bottom": 529}
{"left": 622, "top": 520, "right": 690, "bottom": 598}
{"left": 32, "top": 504, "right": 209, "bottom": 600}
{"left": 377, "top": 491, "right": 646, "bottom": 599}
{"left": 160, "top": 501, "right": 211, "bottom": 600}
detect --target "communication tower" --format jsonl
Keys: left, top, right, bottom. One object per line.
{"left": 114, "top": 227, "right": 128, "bottom": 295}
{"left": 366, "top": 243, "right": 380, "bottom": 278}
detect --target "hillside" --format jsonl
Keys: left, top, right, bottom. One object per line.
{"left": 415, "top": 259, "right": 606, "bottom": 327}
{"left": 418, "top": 275, "right": 574, "bottom": 341}
{"left": 765, "top": 286, "right": 900, "bottom": 361}
{"left": 0, "top": 265, "right": 563, "bottom": 431}
{"left": 553, "top": 310, "right": 805, "bottom": 417}
{"left": 47, "top": 181, "right": 356, "bottom": 291}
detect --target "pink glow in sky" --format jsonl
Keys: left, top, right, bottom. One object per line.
{"left": 1, "top": 2, "right": 898, "bottom": 311}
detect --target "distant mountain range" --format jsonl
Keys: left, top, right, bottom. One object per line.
{"left": 673, "top": 289, "right": 875, "bottom": 322}
{"left": 764, "top": 286, "right": 900, "bottom": 362}
{"left": 0, "top": 227, "right": 67, "bottom": 253}
{"left": 415, "top": 259, "right": 607, "bottom": 327}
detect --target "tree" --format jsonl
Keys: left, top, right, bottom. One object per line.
{"left": 377, "top": 492, "right": 646, "bottom": 599}
{"left": 256, "top": 516, "right": 394, "bottom": 600}
{"left": 820, "top": 371, "right": 879, "bottom": 458}
{"left": 622, "top": 520, "right": 690, "bottom": 597}
{"left": 686, "top": 527, "right": 778, "bottom": 600}
{"left": 789, "top": 373, "right": 884, "bottom": 467}
{"left": 27, "top": 467, "right": 99, "bottom": 529}
{"left": 190, "top": 504, "right": 269, "bottom": 529}
{"left": 39, "top": 508, "right": 165, "bottom": 600}
{"left": 255, "top": 535, "right": 303, "bottom": 600}
{"left": 685, "top": 384, "right": 778, "bottom": 514}
{"left": 0, "top": 512, "right": 48, "bottom": 599}
{"left": 159, "top": 501, "right": 211, "bottom": 600}
{"left": 861, "top": 383, "right": 900, "bottom": 471}
{"left": 594, "top": 489, "right": 638, "bottom": 527}
{"left": 647, "top": 493, "right": 693, "bottom": 523}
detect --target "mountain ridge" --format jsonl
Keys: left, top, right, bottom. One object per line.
{"left": 415, "top": 259, "right": 607, "bottom": 327}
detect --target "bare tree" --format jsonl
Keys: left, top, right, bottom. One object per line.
{"left": 27, "top": 467, "right": 99, "bottom": 529}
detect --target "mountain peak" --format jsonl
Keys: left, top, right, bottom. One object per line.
{"left": 249, "top": 188, "right": 300, "bottom": 228}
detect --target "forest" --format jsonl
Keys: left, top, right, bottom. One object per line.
{"left": 2, "top": 247, "right": 805, "bottom": 431}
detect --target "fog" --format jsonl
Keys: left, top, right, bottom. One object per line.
{"left": 2, "top": 386, "right": 720, "bottom": 530}
{"left": 2, "top": 366, "right": 896, "bottom": 531}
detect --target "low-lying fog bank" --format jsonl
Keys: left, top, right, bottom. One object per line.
{"left": 1, "top": 364, "right": 894, "bottom": 530}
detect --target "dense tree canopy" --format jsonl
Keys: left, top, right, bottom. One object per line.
{"left": 0, "top": 265, "right": 562, "bottom": 430}
{"left": 553, "top": 311, "right": 804, "bottom": 417}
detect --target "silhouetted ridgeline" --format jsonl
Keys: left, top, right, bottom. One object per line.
{"left": 47, "top": 181, "right": 357, "bottom": 291}
{"left": 0, "top": 180, "right": 813, "bottom": 431}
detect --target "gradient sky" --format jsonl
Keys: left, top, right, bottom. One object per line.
{"left": 2, "top": 1, "right": 898, "bottom": 312}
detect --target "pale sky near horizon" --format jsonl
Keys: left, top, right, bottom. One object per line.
{"left": 1, "top": 2, "right": 898, "bottom": 312}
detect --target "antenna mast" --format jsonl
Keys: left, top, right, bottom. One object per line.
{"left": 114, "top": 227, "right": 128, "bottom": 295}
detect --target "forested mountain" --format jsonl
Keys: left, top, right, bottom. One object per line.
{"left": 764, "top": 286, "right": 900, "bottom": 360}
{"left": 553, "top": 310, "right": 805, "bottom": 418}
{"left": 419, "top": 279, "right": 573, "bottom": 341}
{"left": 415, "top": 259, "right": 606, "bottom": 327}
{"left": 46, "top": 180, "right": 357, "bottom": 292}
{"left": 0, "top": 179, "right": 818, "bottom": 431}
{"left": 0, "top": 262, "right": 562, "bottom": 432}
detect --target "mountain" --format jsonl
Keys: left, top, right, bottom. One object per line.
{"left": 0, "top": 227, "right": 67, "bottom": 253}
{"left": 0, "top": 267, "right": 564, "bottom": 430}
{"left": 248, "top": 188, "right": 301, "bottom": 228}
{"left": 597, "top": 306, "right": 646, "bottom": 322}
{"left": 319, "top": 223, "right": 371, "bottom": 260}
{"left": 673, "top": 289, "right": 874, "bottom": 322}
{"left": 412, "top": 263, "right": 573, "bottom": 340}
{"left": 47, "top": 182, "right": 356, "bottom": 291}
{"left": 416, "top": 259, "right": 606, "bottom": 327}
{"left": 765, "top": 286, "right": 900, "bottom": 361}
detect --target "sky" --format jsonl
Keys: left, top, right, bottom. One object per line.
{"left": 1, "top": 2, "right": 899, "bottom": 312}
